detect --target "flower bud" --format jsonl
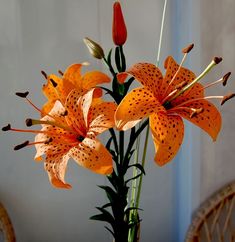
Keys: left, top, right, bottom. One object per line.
{"left": 83, "top": 37, "right": 105, "bottom": 59}
{"left": 112, "top": 1, "right": 127, "bottom": 46}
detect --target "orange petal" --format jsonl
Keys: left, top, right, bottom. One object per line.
{"left": 34, "top": 126, "right": 74, "bottom": 160}
{"left": 160, "top": 56, "right": 196, "bottom": 99}
{"left": 117, "top": 63, "right": 163, "bottom": 98}
{"left": 65, "top": 89, "right": 87, "bottom": 134}
{"left": 42, "top": 73, "right": 75, "bottom": 114}
{"left": 150, "top": 112, "right": 184, "bottom": 166}
{"left": 63, "top": 63, "right": 83, "bottom": 89}
{"left": 115, "top": 87, "right": 165, "bottom": 131}
{"left": 69, "top": 137, "right": 113, "bottom": 175}
{"left": 41, "top": 101, "right": 55, "bottom": 116}
{"left": 44, "top": 153, "right": 71, "bottom": 189}
{"left": 171, "top": 83, "right": 204, "bottom": 107}
{"left": 35, "top": 101, "right": 75, "bottom": 160}
{"left": 81, "top": 71, "right": 110, "bottom": 90}
{"left": 88, "top": 102, "right": 117, "bottom": 135}
{"left": 174, "top": 99, "right": 221, "bottom": 141}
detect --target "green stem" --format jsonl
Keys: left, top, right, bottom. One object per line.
{"left": 135, "top": 124, "right": 150, "bottom": 209}
{"left": 156, "top": 0, "right": 168, "bottom": 67}
{"left": 119, "top": 131, "right": 124, "bottom": 166}
{"left": 109, "top": 128, "right": 119, "bottom": 155}
{"left": 103, "top": 57, "right": 116, "bottom": 77}
{"left": 128, "top": 124, "right": 141, "bottom": 241}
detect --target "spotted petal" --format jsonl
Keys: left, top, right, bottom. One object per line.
{"left": 69, "top": 137, "right": 113, "bottom": 175}
{"left": 81, "top": 71, "right": 110, "bottom": 90}
{"left": 160, "top": 56, "right": 196, "bottom": 99}
{"left": 42, "top": 74, "right": 75, "bottom": 114}
{"left": 150, "top": 112, "right": 184, "bottom": 166}
{"left": 88, "top": 102, "right": 117, "bottom": 135}
{"left": 63, "top": 63, "right": 83, "bottom": 89}
{"left": 115, "top": 87, "right": 165, "bottom": 131}
{"left": 173, "top": 99, "right": 221, "bottom": 141}
{"left": 117, "top": 63, "right": 163, "bottom": 98}
{"left": 44, "top": 153, "right": 71, "bottom": 189}
{"left": 65, "top": 89, "right": 87, "bottom": 135}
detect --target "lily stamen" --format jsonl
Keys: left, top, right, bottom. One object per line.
{"left": 41, "top": 70, "right": 48, "bottom": 80}
{"left": 171, "top": 93, "right": 235, "bottom": 109}
{"left": 161, "top": 81, "right": 187, "bottom": 105}
{"left": 58, "top": 70, "right": 64, "bottom": 76}
{"left": 166, "top": 57, "right": 223, "bottom": 104}
{"left": 14, "top": 138, "right": 53, "bottom": 151}
{"left": 15, "top": 91, "right": 57, "bottom": 120}
{"left": 162, "top": 44, "right": 194, "bottom": 97}
{"left": 1, "top": 124, "right": 72, "bottom": 136}
{"left": 200, "top": 72, "right": 231, "bottom": 91}
{"left": 168, "top": 106, "right": 203, "bottom": 118}
{"left": 25, "top": 118, "right": 75, "bottom": 133}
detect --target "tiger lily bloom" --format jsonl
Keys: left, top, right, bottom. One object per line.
{"left": 2, "top": 89, "right": 116, "bottom": 188}
{"left": 115, "top": 50, "right": 234, "bottom": 166}
{"left": 41, "top": 63, "right": 110, "bottom": 114}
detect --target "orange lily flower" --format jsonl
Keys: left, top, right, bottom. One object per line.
{"left": 4, "top": 89, "right": 116, "bottom": 189}
{"left": 115, "top": 56, "right": 232, "bottom": 166}
{"left": 42, "top": 63, "right": 110, "bottom": 114}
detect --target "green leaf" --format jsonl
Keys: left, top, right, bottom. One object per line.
{"left": 106, "top": 136, "right": 113, "bottom": 150}
{"left": 107, "top": 48, "right": 113, "bottom": 66}
{"left": 98, "top": 185, "right": 118, "bottom": 203}
{"left": 102, "top": 203, "right": 112, "bottom": 209}
{"left": 104, "top": 226, "right": 115, "bottom": 237}
{"left": 128, "top": 163, "right": 146, "bottom": 175}
{"left": 125, "top": 173, "right": 142, "bottom": 184}
{"left": 90, "top": 214, "right": 113, "bottom": 224}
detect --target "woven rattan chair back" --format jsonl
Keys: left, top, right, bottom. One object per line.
{"left": 185, "top": 181, "right": 235, "bottom": 242}
{"left": 0, "top": 202, "right": 15, "bottom": 242}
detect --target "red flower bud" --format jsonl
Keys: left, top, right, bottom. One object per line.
{"left": 112, "top": 1, "right": 127, "bottom": 46}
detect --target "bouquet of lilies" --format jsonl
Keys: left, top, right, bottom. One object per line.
{"left": 2, "top": 1, "right": 234, "bottom": 242}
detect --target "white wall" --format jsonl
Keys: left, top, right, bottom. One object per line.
{"left": 0, "top": 0, "right": 176, "bottom": 241}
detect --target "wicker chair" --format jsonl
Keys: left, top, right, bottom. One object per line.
{"left": 185, "top": 181, "right": 235, "bottom": 242}
{"left": 0, "top": 202, "right": 15, "bottom": 242}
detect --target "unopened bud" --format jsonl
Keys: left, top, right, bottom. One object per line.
{"left": 83, "top": 37, "right": 104, "bottom": 59}
{"left": 112, "top": 1, "right": 127, "bottom": 46}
